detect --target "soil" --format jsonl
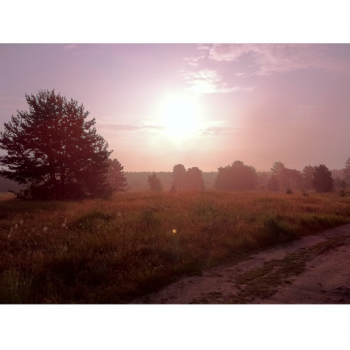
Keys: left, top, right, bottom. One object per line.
{"left": 133, "top": 224, "right": 350, "bottom": 304}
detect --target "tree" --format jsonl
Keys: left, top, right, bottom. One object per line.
{"left": 148, "top": 173, "right": 163, "bottom": 192}
{"left": 270, "top": 161, "right": 302, "bottom": 190}
{"left": 302, "top": 165, "right": 315, "bottom": 190}
{"left": 344, "top": 157, "right": 350, "bottom": 184}
{"left": 271, "top": 161, "right": 285, "bottom": 177}
{"left": 186, "top": 167, "right": 205, "bottom": 192}
{"left": 283, "top": 168, "right": 303, "bottom": 189}
{"left": 256, "top": 171, "right": 270, "bottom": 189}
{"left": 172, "top": 164, "right": 187, "bottom": 192}
{"left": 312, "top": 164, "right": 334, "bottom": 192}
{"left": 214, "top": 160, "right": 257, "bottom": 190}
{"left": 267, "top": 175, "right": 279, "bottom": 191}
{"left": 0, "top": 89, "right": 112, "bottom": 200}
{"left": 106, "top": 159, "right": 127, "bottom": 192}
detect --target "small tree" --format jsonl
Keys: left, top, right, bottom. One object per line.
{"left": 172, "top": 164, "right": 187, "bottom": 192}
{"left": 148, "top": 173, "right": 163, "bottom": 192}
{"left": 344, "top": 157, "right": 350, "bottom": 184}
{"left": 106, "top": 159, "right": 127, "bottom": 193}
{"left": 313, "top": 164, "right": 334, "bottom": 192}
{"left": 186, "top": 167, "right": 205, "bottom": 192}
{"left": 0, "top": 89, "right": 112, "bottom": 199}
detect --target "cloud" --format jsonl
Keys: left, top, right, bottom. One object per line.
{"left": 208, "top": 44, "right": 339, "bottom": 76}
{"left": 292, "top": 104, "right": 320, "bottom": 115}
{"left": 183, "top": 69, "right": 255, "bottom": 94}
{"left": 197, "top": 45, "right": 210, "bottom": 51}
{"left": 201, "top": 126, "right": 239, "bottom": 136}
{"left": 97, "top": 123, "right": 163, "bottom": 131}
{"left": 182, "top": 53, "right": 207, "bottom": 67}
{"left": 209, "top": 44, "right": 253, "bottom": 62}
{"left": 63, "top": 44, "right": 77, "bottom": 50}
{"left": 182, "top": 57, "right": 199, "bottom": 67}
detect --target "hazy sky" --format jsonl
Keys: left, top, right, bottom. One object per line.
{"left": 1, "top": 44, "right": 350, "bottom": 172}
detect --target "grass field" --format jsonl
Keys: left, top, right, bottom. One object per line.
{"left": 0, "top": 190, "right": 350, "bottom": 303}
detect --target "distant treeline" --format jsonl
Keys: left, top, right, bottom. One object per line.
{"left": 124, "top": 169, "right": 346, "bottom": 192}
{"left": 124, "top": 172, "right": 217, "bottom": 191}
{"left": 0, "top": 169, "right": 345, "bottom": 194}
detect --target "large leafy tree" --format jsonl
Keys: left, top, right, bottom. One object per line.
{"left": 312, "top": 164, "right": 334, "bottom": 192}
{"left": 0, "top": 89, "right": 112, "bottom": 199}
{"left": 214, "top": 160, "right": 258, "bottom": 190}
{"left": 186, "top": 167, "right": 205, "bottom": 192}
{"left": 171, "top": 164, "right": 187, "bottom": 192}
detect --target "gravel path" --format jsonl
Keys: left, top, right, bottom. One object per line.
{"left": 133, "top": 224, "right": 350, "bottom": 304}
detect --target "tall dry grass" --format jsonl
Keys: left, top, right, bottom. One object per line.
{"left": 0, "top": 190, "right": 349, "bottom": 303}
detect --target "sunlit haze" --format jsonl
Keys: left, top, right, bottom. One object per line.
{"left": 1, "top": 44, "right": 350, "bottom": 172}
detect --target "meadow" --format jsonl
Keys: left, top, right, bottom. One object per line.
{"left": 0, "top": 190, "right": 350, "bottom": 303}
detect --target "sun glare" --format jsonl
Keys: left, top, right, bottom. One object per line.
{"left": 157, "top": 92, "right": 201, "bottom": 139}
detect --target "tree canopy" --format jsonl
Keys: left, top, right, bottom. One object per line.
{"left": 0, "top": 89, "right": 112, "bottom": 199}
{"left": 186, "top": 167, "right": 205, "bottom": 192}
{"left": 214, "top": 160, "right": 258, "bottom": 190}
{"left": 344, "top": 157, "right": 350, "bottom": 184}
{"left": 302, "top": 165, "right": 315, "bottom": 190}
{"left": 270, "top": 161, "right": 303, "bottom": 190}
{"left": 312, "top": 164, "right": 334, "bottom": 192}
{"left": 170, "top": 164, "right": 205, "bottom": 192}
{"left": 171, "top": 164, "right": 187, "bottom": 191}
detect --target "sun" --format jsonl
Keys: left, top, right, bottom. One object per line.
{"left": 157, "top": 92, "right": 201, "bottom": 139}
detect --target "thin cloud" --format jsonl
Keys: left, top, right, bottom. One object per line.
{"left": 292, "top": 104, "right": 320, "bottom": 115}
{"left": 182, "top": 53, "right": 207, "bottom": 67}
{"left": 197, "top": 45, "right": 211, "bottom": 51}
{"left": 201, "top": 126, "right": 239, "bottom": 136}
{"left": 209, "top": 44, "right": 339, "bottom": 76}
{"left": 209, "top": 44, "right": 252, "bottom": 62}
{"left": 183, "top": 69, "right": 255, "bottom": 94}
{"left": 63, "top": 44, "right": 77, "bottom": 51}
{"left": 97, "top": 123, "right": 163, "bottom": 131}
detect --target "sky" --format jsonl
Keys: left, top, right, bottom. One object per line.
{"left": 1, "top": 44, "right": 350, "bottom": 172}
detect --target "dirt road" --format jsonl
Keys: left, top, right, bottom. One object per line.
{"left": 133, "top": 224, "right": 350, "bottom": 304}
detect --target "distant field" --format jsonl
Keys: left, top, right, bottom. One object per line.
{"left": 1, "top": 190, "right": 350, "bottom": 303}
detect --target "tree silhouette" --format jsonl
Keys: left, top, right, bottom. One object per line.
{"left": 214, "top": 160, "right": 257, "bottom": 190}
{"left": 302, "top": 165, "right": 315, "bottom": 190}
{"left": 271, "top": 161, "right": 285, "bottom": 177}
{"left": 172, "top": 164, "right": 187, "bottom": 192}
{"left": 106, "top": 159, "right": 127, "bottom": 192}
{"left": 344, "top": 157, "right": 350, "bottom": 184}
{"left": 186, "top": 167, "right": 205, "bottom": 192}
{"left": 270, "top": 161, "right": 302, "bottom": 190}
{"left": 148, "top": 173, "right": 163, "bottom": 192}
{"left": 0, "top": 89, "right": 112, "bottom": 199}
{"left": 267, "top": 175, "right": 279, "bottom": 191}
{"left": 312, "top": 164, "right": 334, "bottom": 192}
